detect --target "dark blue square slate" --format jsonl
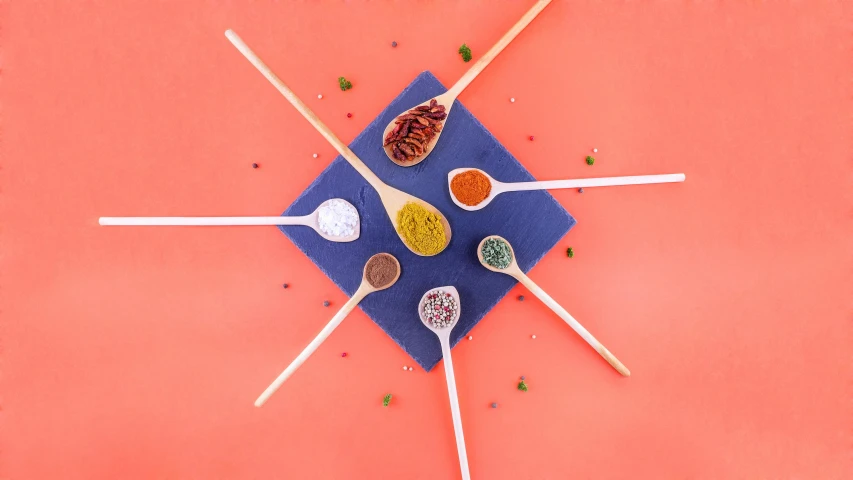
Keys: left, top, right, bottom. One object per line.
{"left": 282, "top": 71, "right": 575, "bottom": 371}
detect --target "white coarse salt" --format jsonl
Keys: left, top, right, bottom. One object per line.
{"left": 531, "top": 334, "right": 537, "bottom": 339}
{"left": 593, "top": 148, "right": 598, "bottom": 153}
{"left": 510, "top": 97, "right": 515, "bottom": 103}
{"left": 317, "top": 199, "right": 358, "bottom": 237}
{"left": 318, "top": 94, "right": 323, "bottom": 99}
{"left": 403, "top": 365, "right": 408, "bottom": 370}
{"left": 408, "top": 367, "right": 413, "bottom": 371}
{"left": 468, "top": 336, "right": 473, "bottom": 340}
{"left": 313, "top": 153, "right": 318, "bottom": 158}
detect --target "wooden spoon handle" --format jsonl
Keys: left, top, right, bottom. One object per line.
{"left": 446, "top": 0, "right": 552, "bottom": 98}
{"left": 504, "top": 173, "right": 686, "bottom": 192}
{"left": 439, "top": 338, "right": 471, "bottom": 480}
{"left": 254, "top": 287, "right": 368, "bottom": 407}
{"left": 225, "top": 30, "right": 384, "bottom": 191}
{"left": 514, "top": 272, "right": 630, "bottom": 376}
{"left": 98, "top": 216, "right": 309, "bottom": 226}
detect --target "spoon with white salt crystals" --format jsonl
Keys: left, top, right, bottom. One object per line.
{"left": 418, "top": 286, "right": 470, "bottom": 480}
{"left": 448, "top": 168, "right": 686, "bottom": 211}
{"left": 98, "top": 198, "right": 360, "bottom": 242}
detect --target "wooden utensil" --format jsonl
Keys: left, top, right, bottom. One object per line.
{"left": 449, "top": 168, "right": 686, "bottom": 211}
{"left": 477, "top": 236, "right": 630, "bottom": 376}
{"left": 382, "top": 0, "right": 553, "bottom": 167}
{"left": 255, "top": 253, "right": 401, "bottom": 407}
{"left": 99, "top": 198, "right": 360, "bottom": 242}
{"left": 418, "top": 286, "right": 470, "bottom": 480}
{"left": 225, "top": 30, "right": 452, "bottom": 256}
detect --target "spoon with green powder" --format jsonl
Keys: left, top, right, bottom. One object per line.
{"left": 477, "top": 235, "right": 631, "bottom": 376}
{"left": 225, "top": 30, "right": 452, "bottom": 256}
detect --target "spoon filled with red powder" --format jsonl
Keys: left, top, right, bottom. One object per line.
{"left": 448, "top": 168, "right": 686, "bottom": 211}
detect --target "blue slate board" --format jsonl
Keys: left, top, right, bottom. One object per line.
{"left": 282, "top": 71, "right": 575, "bottom": 371}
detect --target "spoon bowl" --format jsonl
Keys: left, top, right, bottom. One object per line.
{"left": 417, "top": 285, "right": 470, "bottom": 480}
{"left": 448, "top": 168, "right": 503, "bottom": 211}
{"left": 382, "top": 92, "right": 455, "bottom": 168}
{"left": 477, "top": 235, "right": 630, "bottom": 377}
{"left": 378, "top": 186, "right": 452, "bottom": 256}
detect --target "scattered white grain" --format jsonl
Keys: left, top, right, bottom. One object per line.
{"left": 510, "top": 97, "right": 515, "bottom": 103}
{"left": 403, "top": 365, "right": 408, "bottom": 370}
{"left": 317, "top": 199, "right": 358, "bottom": 237}
{"left": 468, "top": 336, "right": 473, "bottom": 340}
{"left": 313, "top": 153, "right": 319, "bottom": 158}
{"left": 318, "top": 94, "right": 323, "bottom": 99}
{"left": 593, "top": 148, "right": 598, "bottom": 153}
{"left": 408, "top": 367, "right": 413, "bottom": 371}
{"left": 531, "top": 334, "right": 537, "bottom": 339}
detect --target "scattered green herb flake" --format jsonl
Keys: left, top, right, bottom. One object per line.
{"left": 517, "top": 380, "right": 528, "bottom": 392}
{"left": 338, "top": 76, "right": 353, "bottom": 91}
{"left": 585, "top": 155, "right": 595, "bottom": 166}
{"left": 567, "top": 247, "right": 574, "bottom": 258}
{"left": 458, "top": 44, "right": 472, "bottom": 62}
{"left": 382, "top": 393, "right": 392, "bottom": 407}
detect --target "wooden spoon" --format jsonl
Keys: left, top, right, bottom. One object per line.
{"left": 477, "top": 235, "right": 630, "bottom": 376}
{"left": 382, "top": 0, "right": 553, "bottom": 167}
{"left": 418, "top": 286, "right": 470, "bottom": 480}
{"left": 255, "top": 253, "right": 401, "bottom": 407}
{"left": 99, "top": 198, "right": 360, "bottom": 242}
{"left": 449, "top": 168, "right": 686, "bottom": 211}
{"left": 225, "top": 30, "right": 451, "bottom": 256}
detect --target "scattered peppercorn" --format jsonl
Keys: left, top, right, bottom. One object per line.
{"left": 567, "top": 247, "right": 574, "bottom": 258}
{"left": 529, "top": 135, "right": 535, "bottom": 141}
{"left": 578, "top": 188, "right": 584, "bottom": 193}
{"left": 518, "top": 379, "right": 528, "bottom": 392}
{"left": 520, "top": 375, "right": 526, "bottom": 380}
{"left": 391, "top": 41, "right": 398, "bottom": 47}
{"left": 282, "top": 283, "right": 289, "bottom": 289}
{"left": 518, "top": 295, "right": 525, "bottom": 301}
{"left": 341, "top": 352, "right": 347, "bottom": 357}
{"left": 382, "top": 393, "right": 392, "bottom": 407}
{"left": 346, "top": 113, "right": 352, "bottom": 118}
{"left": 323, "top": 300, "right": 330, "bottom": 307}
{"left": 586, "top": 155, "right": 595, "bottom": 165}
{"left": 458, "top": 43, "right": 472, "bottom": 62}
{"left": 491, "top": 402, "right": 498, "bottom": 408}
{"left": 252, "top": 163, "right": 259, "bottom": 169}
{"left": 338, "top": 76, "right": 353, "bottom": 91}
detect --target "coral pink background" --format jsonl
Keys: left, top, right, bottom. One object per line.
{"left": 2, "top": 1, "right": 851, "bottom": 478}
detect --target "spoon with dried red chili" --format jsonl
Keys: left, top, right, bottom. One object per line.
{"left": 382, "top": 0, "right": 553, "bottom": 167}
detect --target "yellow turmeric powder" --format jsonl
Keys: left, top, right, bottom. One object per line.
{"left": 396, "top": 202, "right": 447, "bottom": 255}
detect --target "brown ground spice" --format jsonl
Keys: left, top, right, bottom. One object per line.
{"left": 365, "top": 253, "right": 398, "bottom": 289}
{"left": 450, "top": 170, "right": 492, "bottom": 206}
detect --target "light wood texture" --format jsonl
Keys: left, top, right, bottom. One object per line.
{"left": 382, "top": 0, "right": 553, "bottom": 167}
{"left": 98, "top": 199, "right": 360, "bottom": 242}
{"left": 225, "top": 30, "right": 451, "bottom": 255}
{"left": 418, "top": 286, "right": 471, "bottom": 480}
{"left": 449, "top": 168, "right": 686, "bottom": 211}
{"left": 477, "top": 236, "right": 630, "bottom": 376}
{"left": 255, "top": 254, "right": 401, "bottom": 407}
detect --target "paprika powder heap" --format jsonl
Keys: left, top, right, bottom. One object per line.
{"left": 450, "top": 170, "right": 492, "bottom": 206}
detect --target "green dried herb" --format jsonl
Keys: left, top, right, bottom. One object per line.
{"left": 517, "top": 380, "right": 528, "bottom": 392}
{"left": 567, "top": 247, "right": 574, "bottom": 258}
{"left": 458, "top": 44, "right": 472, "bottom": 62}
{"left": 585, "top": 155, "right": 595, "bottom": 165}
{"left": 338, "top": 76, "right": 353, "bottom": 91}
{"left": 481, "top": 238, "right": 513, "bottom": 269}
{"left": 382, "top": 393, "right": 392, "bottom": 407}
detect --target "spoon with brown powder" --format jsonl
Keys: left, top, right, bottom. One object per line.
{"left": 381, "top": 0, "right": 553, "bottom": 167}
{"left": 449, "top": 168, "right": 686, "bottom": 211}
{"left": 255, "top": 253, "right": 401, "bottom": 407}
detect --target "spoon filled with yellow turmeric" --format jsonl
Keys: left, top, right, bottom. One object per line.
{"left": 225, "top": 30, "right": 451, "bottom": 256}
